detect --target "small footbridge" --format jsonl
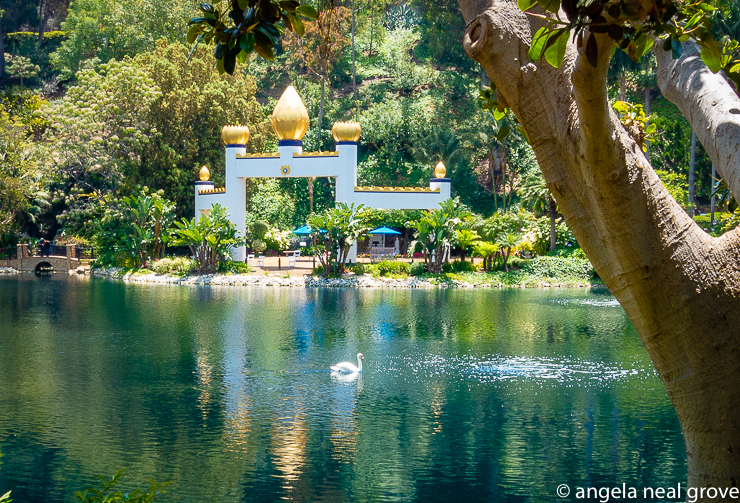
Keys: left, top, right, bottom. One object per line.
{"left": 1, "top": 244, "right": 95, "bottom": 272}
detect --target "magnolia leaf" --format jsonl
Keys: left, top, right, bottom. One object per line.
{"left": 517, "top": 0, "right": 537, "bottom": 11}
{"left": 496, "top": 125, "right": 511, "bottom": 142}
{"left": 255, "top": 43, "right": 275, "bottom": 60}
{"left": 645, "top": 123, "right": 657, "bottom": 134}
{"left": 295, "top": 4, "right": 318, "bottom": 19}
{"left": 493, "top": 107, "right": 506, "bottom": 121}
{"left": 701, "top": 44, "right": 722, "bottom": 73}
{"left": 291, "top": 14, "right": 305, "bottom": 36}
{"left": 528, "top": 26, "right": 549, "bottom": 63}
{"left": 585, "top": 32, "right": 598, "bottom": 68}
{"left": 186, "top": 25, "right": 200, "bottom": 44}
{"left": 216, "top": 57, "right": 225, "bottom": 74}
{"left": 544, "top": 29, "right": 568, "bottom": 68}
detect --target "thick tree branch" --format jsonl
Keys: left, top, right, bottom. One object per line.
{"left": 656, "top": 42, "right": 740, "bottom": 200}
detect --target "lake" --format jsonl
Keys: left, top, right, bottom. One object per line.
{"left": 0, "top": 274, "right": 685, "bottom": 502}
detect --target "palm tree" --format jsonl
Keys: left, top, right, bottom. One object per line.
{"left": 455, "top": 228, "right": 481, "bottom": 262}
{"left": 495, "top": 232, "right": 521, "bottom": 272}
{"left": 410, "top": 125, "right": 465, "bottom": 169}
{"left": 520, "top": 172, "right": 558, "bottom": 252}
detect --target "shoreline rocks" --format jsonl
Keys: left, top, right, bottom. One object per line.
{"left": 90, "top": 267, "right": 596, "bottom": 289}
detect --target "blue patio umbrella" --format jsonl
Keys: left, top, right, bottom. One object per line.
{"left": 292, "top": 225, "right": 313, "bottom": 235}
{"left": 368, "top": 226, "right": 402, "bottom": 235}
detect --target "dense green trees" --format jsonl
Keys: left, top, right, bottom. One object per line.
{"left": 1, "top": 0, "right": 734, "bottom": 261}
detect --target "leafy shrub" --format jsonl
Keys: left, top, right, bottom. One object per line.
{"left": 74, "top": 468, "right": 170, "bottom": 503}
{"left": 115, "top": 251, "right": 134, "bottom": 268}
{"left": 519, "top": 256, "right": 594, "bottom": 281}
{"left": 263, "top": 227, "right": 291, "bottom": 252}
{"left": 152, "top": 258, "right": 173, "bottom": 274}
{"left": 217, "top": 260, "right": 251, "bottom": 274}
{"left": 376, "top": 260, "right": 410, "bottom": 276}
{"left": 313, "top": 265, "right": 324, "bottom": 275}
{"left": 352, "top": 263, "right": 366, "bottom": 275}
{"left": 170, "top": 257, "right": 194, "bottom": 273}
{"left": 720, "top": 210, "right": 740, "bottom": 234}
{"left": 693, "top": 214, "right": 724, "bottom": 237}
{"left": 451, "top": 260, "right": 478, "bottom": 272}
{"left": 409, "top": 261, "right": 426, "bottom": 276}
{"left": 441, "top": 261, "right": 453, "bottom": 273}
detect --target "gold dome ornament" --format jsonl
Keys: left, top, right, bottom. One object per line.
{"left": 271, "top": 86, "right": 310, "bottom": 141}
{"left": 434, "top": 161, "right": 447, "bottom": 178}
{"left": 332, "top": 121, "right": 362, "bottom": 142}
{"left": 199, "top": 165, "right": 211, "bottom": 181}
{"left": 221, "top": 125, "right": 250, "bottom": 145}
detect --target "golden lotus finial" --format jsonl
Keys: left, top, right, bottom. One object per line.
{"left": 434, "top": 161, "right": 446, "bottom": 178}
{"left": 221, "top": 125, "right": 250, "bottom": 145}
{"left": 271, "top": 86, "right": 310, "bottom": 141}
{"left": 199, "top": 165, "right": 210, "bottom": 181}
{"left": 332, "top": 121, "right": 362, "bottom": 142}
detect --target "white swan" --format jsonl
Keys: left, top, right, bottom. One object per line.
{"left": 330, "top": 353, "right": 364, "bottom": 373}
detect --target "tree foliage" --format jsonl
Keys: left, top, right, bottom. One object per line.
{"left": 171, "top": 203, "right": 244, "bottom": 274}
{"left": 308, "top": 202, "right": 370, "bottom": 275}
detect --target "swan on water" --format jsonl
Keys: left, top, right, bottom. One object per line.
{"left": 330, "top": 353, "right": 364, "bottom": 373}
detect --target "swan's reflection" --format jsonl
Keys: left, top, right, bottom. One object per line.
{"left": 331, "top": 370, "right": 364, "bottom": 392}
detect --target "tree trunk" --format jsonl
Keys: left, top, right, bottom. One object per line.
{"left": 458, "top": 0, "right": 740, "bottom": 493}
{"left": 619, "top": 73, "right": 626, "bottom": 101}
{"left": 644, "top": 86, "right": 651, "bottom": 159}
{"left": 318, "top": 73, "right": 326, "bottom": 151}
{"left": 711, "top": 163, "right": 716, "bottom": 224}
{"left": 689, "top": 130, "right": 697, "bottom": 216}
{"left": 548, "top": 197, "right": 557, "bottom": 252}
{"left": 308, "top": 177, "right": 315, "bottom": 214}
{"left": 0, "top": 21, "right": 5, "bottom": 78}
{"left": 351, "top": 0, "right": 357, "bottom": 101}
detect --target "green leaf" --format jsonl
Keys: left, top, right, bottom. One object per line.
{"left": 701, "top": 44, "right": 721, "bottom": 73}
{"left": 217, "top": 57, "right": 225, "bottom": 74}
{"left": 585, "top": 32, "right": 598, "bottom": 68}
{"left": 645, "top": 123, "right": 657, "bottom": 134}
{"left": 528, "top": 26, "right": 549, "bottom": 63}
{"left": 239, "top": 32, "right": 254, "bottom": 53}
{"left": 539, "top": 0, "right": 560, "bottom": 13}
{"left": 496, "top": 125, "right": 511, "bottom": 142}
{"left": 291, "top": 13, "right": 305, "bottom": 36}
{"left": 254, "top": 43, "right": 275, "bottom": 60}
{"left": 493, "top": 107, "right": 506, "bottom": 121}
{"left": 517, "top": 0, "right": 537, "bottom": 11}
{"left": 186, "top": 25, "right": 200, "bottom": 44}
{"left": 544, "top": 29, "right": 568, "bottom": 68}
{"left": 295, "top": 4, "right": 318, "bottom": 19}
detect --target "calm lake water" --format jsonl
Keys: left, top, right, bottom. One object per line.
{"left": 0, "top": 274, "right": 685, "bottom": 503}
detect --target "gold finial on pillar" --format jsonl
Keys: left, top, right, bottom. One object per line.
{"left": 271, "top": 86, "right": 310, "bottom": 141}
{"left": 199, "top": 165, "right": 210, "bottom": 181}
{"left": 434, "top": 161, "right": 446, "bottom": 178}
{"left": 332, "top": 121, "right": 362, "bottom": 142}
{"left": 221, "top": 125, "right": 250, "bottom": 145}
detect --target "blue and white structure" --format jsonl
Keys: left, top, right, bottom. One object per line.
{"left": 195, "top": 86, "right": 451, "bottom": 261}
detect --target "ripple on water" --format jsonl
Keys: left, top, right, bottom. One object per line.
{"left": 376, "top": 353, "right": 654, "bottom": 386}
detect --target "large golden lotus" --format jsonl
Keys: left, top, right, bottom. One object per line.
{"left": 221, "top": 125, "right": 250, "bottom": 145}
{"left": 332, "top": 121, "right": 362, "bottom": 142}
{"left": 271, "top": 86, "right": 310, "bottom": 141}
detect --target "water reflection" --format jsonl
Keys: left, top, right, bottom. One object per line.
{"left": 0, "top": 276, "right": 684, "bottom": 503}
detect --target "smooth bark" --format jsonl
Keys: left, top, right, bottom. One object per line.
{"left": 458, "top": 0, "right": 740, "bottom": 494}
